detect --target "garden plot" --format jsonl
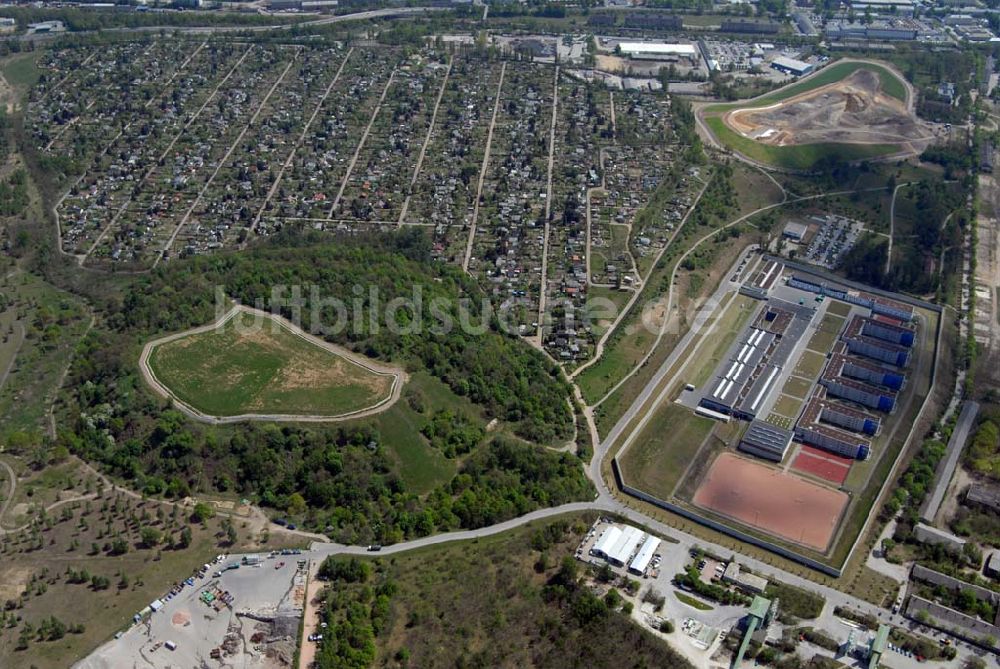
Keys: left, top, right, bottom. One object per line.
{"left": 468, "top": 63, "right": 555, "bottom": 335}
{"left": 87, "top": 45, "right": 293, "bottom": 267}
{"left": 331, "top": 52, "right": 449, "bottom": 224}
{"left": 540, "top": 80, "right": 604, "bottom": 359}
{"left": 43, "top": 41, "right": 194, "bottom": 161}
{"left": 408, "top": 57, "right": 500, "bottom": 260}
{"left": 55, "top": 43, "right": 250, "bottom": 257}
{"left": 171, "top": 47, "right": 348, "bottom": 256}
{"left": 260, "top": 48, "right": 397, "bottom": 224}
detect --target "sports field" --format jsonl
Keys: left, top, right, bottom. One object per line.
{"left": 692, "top": 453, "right": 848, "bottom": 552}
{"left": 144, "top": 306, "right": 400, "bottom": 421}
{"left": 792, "top": 446, "right": 853, "bottom": 486}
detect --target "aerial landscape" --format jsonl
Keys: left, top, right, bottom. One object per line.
{"left": 0, "top": 1, "right": 999, "bottom": 668}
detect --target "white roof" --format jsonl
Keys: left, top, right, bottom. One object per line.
{"left": 593, "top": 526, "right": 622, "bottom": 557}
{"left": 629, "top": 535, "right": 661, "bottom": 574}
{"left": 150, "top": 599, "right": 164, "bottom": 612}
{"left": 608, "top": 526, "right": 645, "bottom": 565}
{"left": 619, "top": 42, "right": 697, "bottom": 56}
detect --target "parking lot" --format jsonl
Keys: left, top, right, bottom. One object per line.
{"left": 803, "top": 214, "right": 864, "bottom": 269}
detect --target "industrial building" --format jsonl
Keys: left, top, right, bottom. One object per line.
{"left": 913, "top": 523, "right": 967, "bottom": 551}
{"left": 721, "top": 20, "right": 781, "bottom": 34}
{"left": 869, "top": 625, "right": 890, "bottom": 669}
{"left": 825, "top": 18, "right": 919, "bottom": 41}
{"left": 786, "top": 273, "right": 914, "bottom": 322}
{"left": 849, "top": 0, "right": 915, "bottom": 14}
{"left": 591, "top": 524, "right": 648, "bottom": 567}
{"left": 740, "top": 259, "right": 784, "bottom": 300}
{"left": 738, "top": 420, "right": 794, "bottom": 462}
{"left": 771, "top": 56, "right": 814, "bottom": 76}
{"left": 699, "top": 300, "right": 813, "bottom": 421}
{"left": 628, "top": 534, "right": 661, "bottom": 576}
{"left": 723, "top": 562, "right": 769, "bottom": 594}
{"left": 617, "top": 42, "right": 698, "bottom": 61}
{"left": 622, "top": 12, "right": 682, "bottom": 31}
{"left": 733, "top": 596, "right": 774, "bottom": 669}
{"left": 782, "top": 221, "right": 809, "bottom": 241}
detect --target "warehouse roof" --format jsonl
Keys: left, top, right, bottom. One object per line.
{"left": 618, "top": 42, "right": 698, "bottom": 56}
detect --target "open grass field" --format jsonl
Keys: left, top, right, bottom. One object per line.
{"left": 794, "top": 350, "right": 827, "bottom": 379}
{"left": 827, "top": 301, "right": 852, "bottom": 318}
{"left": 782, "top": 375, "right": 813, "bottom": 400}
{"left": 772, "top": 393, "right": 804, "bottom": 419}
{"left": 146, "top": 307, "right": 398, "bottom": 420}
{"left": 806, "top": 328, "right": 840, "bottom": 354}
{"left": 618, "top": 403, "right": 715, "bottom": 501}
{"left": 689, "top": 294, "right": 759, "bottom": 387}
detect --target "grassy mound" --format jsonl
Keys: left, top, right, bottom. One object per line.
{"left": 147, "top": 309, "right": 394, "bottom": 418}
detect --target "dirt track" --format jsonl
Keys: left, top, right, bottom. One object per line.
{"left": 722, "top": 68, "right": 932, "bottom": 152}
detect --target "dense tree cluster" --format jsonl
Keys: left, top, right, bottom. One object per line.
{"left": 115, "top": 230, "right": 572, "bottom": 443}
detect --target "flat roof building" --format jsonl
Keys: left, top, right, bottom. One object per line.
{"left": 628, "top": 534, "right": 661, "bottom": 575}
{"left": 795, "top": 388, "right": 876, "bottom": 460}
{"left": 843, "top": 316, "right": 911, "bottom": 367}
{"left": 787, "top": 273, "right": 914, "bottom": 322}
{"left": 913, "top": 523, "right": 967, "bottom": 551}
{"left": 783, "top": 221, "right": 809, "bottom": 240}
{"left": 771, "top": 56, "right": 814, "bottom": 76}
{"left": 618, "top": 42, "right": 698, "bottom": 60}
{"left": 739, "top": 420, "right": 794, "bottom": 462}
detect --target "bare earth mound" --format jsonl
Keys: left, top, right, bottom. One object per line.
{"left": 723, "top": 69, "right": 928, "bottom": 152}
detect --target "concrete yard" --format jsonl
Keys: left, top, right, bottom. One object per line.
{"left": 77, "top": 555, "right": 307, "bottom": 669}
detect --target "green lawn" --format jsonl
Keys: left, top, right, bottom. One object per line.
{"left": 827, "top": 300, "right": 852, "bottom": 317}
{"left": 675, "top": 591, "right": 714, "bottom": 610}
{"left": 806, "top": 328, "right": 839, "bottom": 354}
{"left": 703, "top": 117, "right": 901, "bottom": 172}
{"left": 618, "top": 403, "right": 715, "bottom": 500}
{"left": 782, "top": 376, "right": 813, "bottom": 400}
{"left": 0, "top": 52, "right": 42, "bottom": 92}
{"left": 772, "top": 394, "right": 804, "bottom": 419}
{"left": 794, "top": 350, "right": 827, "bottom": 379}
{"left": 147, "top": 309, "right": 394, "bottom": 417}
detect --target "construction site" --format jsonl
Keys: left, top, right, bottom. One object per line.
{"left": 722, "top": 68, "right": 929, "bottom": 150}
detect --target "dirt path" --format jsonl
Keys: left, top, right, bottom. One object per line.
{"left": 570, "top": 177, "right": 712, "bottom": 381}
{"left": 463, "top": 62, "right": 506, "bottom": 272}
{"left": 297, "top": 562, "right": 324, "bottom": 669}
{"left": 326, "top": 69, "right": 397, "bottom": 218}
{"left": 252, "top": 47, "right": 355, "bottom": 234}
{"left": 535, "top": 65, "right": 560, "bottom": 345}
{"left": 137, "top": 304, "right": 407, "bottom": 425}
{"left": 398, "top": 56, "right": 453, "bottom": 224}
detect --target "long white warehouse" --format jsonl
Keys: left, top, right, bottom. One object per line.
{"left": 628, "top": 535, "right": 661, "bottom": 575}
{"left": 618, "top": 42, "right": 698, "bottom": 60}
